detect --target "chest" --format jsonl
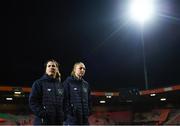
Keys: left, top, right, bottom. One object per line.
{"left": 42, "top": 81, "right": 64, "bottom": 96}
{"left": 69, "top": 82, "right": 88, "bottom": 96}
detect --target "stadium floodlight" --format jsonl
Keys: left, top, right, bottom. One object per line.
{"left": 14, "top": 91, "right": 21, "bottom": 95}
{"left": 12, "top": 87, "right": 23, "bottom": 97}
{"left": 6, "top": 97, "right": 13, "bottom": 101}
{"left": 99, "top": 100, "right": 106, "bottom": 104}
{"left": 128, "top": 0, "right": 156, "bottom": 89}
{"left": 106, "top": 95, "right": 112, "bottom": 98}
{"left": 129, "top": 0, "right": 155, "bottom": 25}
{"left": 150, "top": 93, "right": 156, "bottom": 97}
{"left": 160, "top": 98, "right": 166, "bottom": 101}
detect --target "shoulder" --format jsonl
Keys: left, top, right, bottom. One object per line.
{"left": 31, "top": 77, "right": 45, "bottom": 89}
{"left": 81, "top": 79, "right": 90, "bottom": 91}
{"left": 82, "top": 79, "right": 89, "bottom": 85}
{"left": 63, "top": 76, "right": 72, "bottom": 87}
{"left": 66, "top": 76, "right": 73, "bottom": 81}
{"left": 33, "top": 78, "right": 43, "bottom": 85}
{"left": 82, "top": 79, "right": 88, "bottom": 84}
{"left": 63, "top": 76, "right": 73, "bottom": 84}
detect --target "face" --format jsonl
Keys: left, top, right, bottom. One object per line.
{"left": 45, "top": 61, "right": 59, "bottom": 78}
{"left": 74, "top": 63, "right": 86, "bottom": 78}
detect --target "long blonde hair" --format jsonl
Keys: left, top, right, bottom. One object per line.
{"left": 71, "top": 62, "right": 84, "bottom": 77}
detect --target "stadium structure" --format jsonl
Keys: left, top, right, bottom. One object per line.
{"left": 0, "top": 85, "right": 180, "bottom": 125}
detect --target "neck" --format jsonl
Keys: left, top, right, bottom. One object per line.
{"left": 47, "top": 74, "right": 56, "bottom": 79}
{"left": 74, "top": 75, "right": 82, "bottom": 80}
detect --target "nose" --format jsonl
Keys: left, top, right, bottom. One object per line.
{"left": 51, "top": 67, "right": 56, "bottom": 70}
{"left": 81, "top": 69, "right": 85, "bottom": 72}
{"left": 49, "top": 65, "right": 56, "bottom": 70}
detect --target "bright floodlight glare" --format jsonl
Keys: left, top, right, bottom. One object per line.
{"left": 129, "top": 0, "right": 155, "bottom": 24}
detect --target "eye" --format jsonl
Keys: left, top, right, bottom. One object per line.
{"left": 80, "top": 67, "right": 86, "bottom": 70}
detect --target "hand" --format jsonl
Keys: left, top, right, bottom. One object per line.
{"left": 56, "top": 70, "right": 60, "bottom": 77}
{"left": 56, "top": 69, "right": 61, "bottom": 80}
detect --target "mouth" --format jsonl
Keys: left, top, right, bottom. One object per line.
{"left": 80, "top": 72, "right": 85, "bottom": 75}
{"left": 50, "top": 70, "right": 55, "bottom": 73}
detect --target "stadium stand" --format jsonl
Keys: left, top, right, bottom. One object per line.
{"left": 165, "top": 110, "right": 180, "bottom": 125}
{"left": 0, "top": 84, "right": 180, "bottom": 125}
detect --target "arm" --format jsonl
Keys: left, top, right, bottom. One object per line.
{"left": 88, "top": 84, "right": 92, "bottom": 115}
{"left": 63, "top": 79, "right": 71, "bottom": 119}
{"left": 29, "top": 81, "right": 46, "bottom": 118}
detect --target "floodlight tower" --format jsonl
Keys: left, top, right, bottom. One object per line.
{"left": 129, "top": 0, "right": 155, "bottom": 89}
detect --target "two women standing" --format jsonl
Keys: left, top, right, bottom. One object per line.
{"left": 29, "top": 60, "right": 91, "bottom": 125}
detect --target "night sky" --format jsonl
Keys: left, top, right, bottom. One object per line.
{"left": 1, "top": 0, "right": 180, "bottom": 91}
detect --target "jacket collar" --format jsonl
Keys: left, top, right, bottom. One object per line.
{"left": 70, "top": 75, "right": 84, "bottom": 83}
{"left": 41, "top": 74, "right": 60, "bottom": 82}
